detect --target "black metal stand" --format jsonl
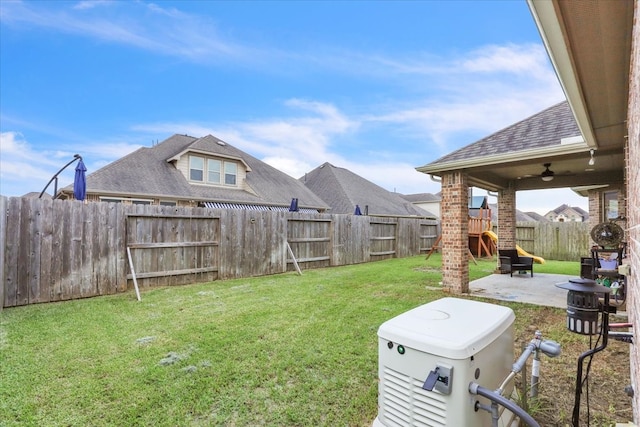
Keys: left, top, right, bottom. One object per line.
{"left": 572, "top": 293, "right": 609, "bottom": 427}
{"left": 39, "top": 154, "right": 82, "bottom": 199}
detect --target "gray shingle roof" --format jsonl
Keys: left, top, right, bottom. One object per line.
{"left": 300, "top": 162, "right": 435, "bottom": 217}
{"left": 427, "top": 101, "right": 580, "bottom": 166}
{"left": 572, "top": 206, "right": 589, "bottom": 219}
{"left": 401, "top": 193, "right": 441, "bottom": 202}
{"left": 487, "top": 204, "right": 541, "bottom": 222}
{"left": 75, "top": 134, "right": 329, "bottom": 210}
{"left": 523, "top": 212, "right": 550, "bottom": 222}
{"left": 552, "top": 203, "right": 571, "bottom": 214}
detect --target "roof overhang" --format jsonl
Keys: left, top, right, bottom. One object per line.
{"left": 418, "top": 1, "right": 634, "bottom": 194}
{"left": 167, "top": 148, "right": 252, "bottom": 172}
{"left": 527, "top": 0, "right": 633, "bottom": 153}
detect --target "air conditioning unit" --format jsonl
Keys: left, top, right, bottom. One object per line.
{"left": 373, "top": 297, "right": 516, "bottom": 427}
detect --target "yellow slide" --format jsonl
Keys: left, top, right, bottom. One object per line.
{"left": 482, "top": 230, "right": 545, "bottom": 264}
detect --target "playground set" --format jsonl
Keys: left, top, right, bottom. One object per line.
{"left": 426, "top": 197, "right": 545, "bottom": 265}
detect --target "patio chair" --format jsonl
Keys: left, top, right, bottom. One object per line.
{"left": 499, "top": 249, "right": 534, "bottom": 277}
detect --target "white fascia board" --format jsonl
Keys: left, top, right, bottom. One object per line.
{"left": 167, "top": 149, "right": 252, "bottom": 171}
{"left": 416, "top": 141, "right": 589, "bottom": 174}
{"left": 571, "top": 184, "right": 610, "bottom": 197}
{"left": 527, "top": 0, "right": 598, "bottom": 149}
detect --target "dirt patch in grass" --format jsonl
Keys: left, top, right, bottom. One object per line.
{"left": 413, "top": 266, "right": 441, "bottom": 273}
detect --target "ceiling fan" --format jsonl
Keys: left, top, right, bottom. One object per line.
{"left": 541, "top": 163, "right": 555, "bottom": 182}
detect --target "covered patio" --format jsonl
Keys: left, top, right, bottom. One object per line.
{"left": 417, "top": 1, "right": 639, "bottom": 421}
{"left": 416, "top": 1, "right": 631, "bottom": 295}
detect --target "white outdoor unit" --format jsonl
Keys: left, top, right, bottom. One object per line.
{"left": 373, "top": 297, "right": 515, "bottom": 427}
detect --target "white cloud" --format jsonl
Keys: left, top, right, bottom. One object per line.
{"left": 1, "top": 1, "right": 247, "bottom": 63}
{"left": 461, "top": 44, "right": 550, "bottom": 74}
{"left": 0, "top": 131, "right": 141, "bottom": 197}
{"left": 73, "top": 1, "right": 113, "bottom": 11}
{"left": 0, "top": 132, "right": 68, "bottom": 195}
{"left": 262, "top": 156, "right": 314, "bottom": 180}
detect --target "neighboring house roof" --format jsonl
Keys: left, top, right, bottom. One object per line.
{"left": 401, "top": 193, "right": 441, "bottom": 203}
{"left": 517, "top": 212, "right": 543, "bottom": 222}
{"left": 427, "top": 101, "right": 580, "bottom": 166}
{"left": 523, "top": 212, "right": 550, "bottom": 222}
{"left": 25, "top": 191, "right": 52, "bottom": 199}
{"left": 550, "top": 204, "right": 571, "bottom": 215}
{"left": 487, "top": 204, "right": 541, "bottom": 223}
{"left": 63, "top": 134, "right": 329, "bottom": 211}
{"left": 300, "top": 162, "right": 435, "bottom": 217}
{"left": 545, "top": 204, "right": 589, "bottom": 221}
{"left": 572, "top": 206, "right": 589, "bottom": 220}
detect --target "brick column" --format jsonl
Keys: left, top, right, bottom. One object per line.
{"left": 440, "top": 171, "right": 469, "bottom": 293}
{"left": 588, "top": 191, "right": 601, "bottom": 224}
{"left": 497, "top": 185, "right": 516, "bottom": 249}
{"left": 587, "top": 190, "right": 601, "bottom": 247}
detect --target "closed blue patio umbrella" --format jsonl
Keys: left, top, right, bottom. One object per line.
{"left": 354, "top": 205, "right": 362, "bottom": 215}
{"left": 289, "top": 198, "right": 299, "bottom": 212}
{"left": 73, "top": 158, "right": 87, "bottom": 201}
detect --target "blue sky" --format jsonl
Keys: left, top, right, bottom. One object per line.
{"left": 0, "top": 0, "right": 587, "bottom": 215}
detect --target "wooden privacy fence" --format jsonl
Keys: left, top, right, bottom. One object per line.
{"left": 509, "top": 221, "right": 593, "bottom": 262}
{"left": 125, "top": 213, "right": 220, "bottom": 288}
{"left": 0, "top": 196, "right": 439, "bottom": 309}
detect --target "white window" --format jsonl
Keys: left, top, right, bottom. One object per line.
{"left": 224, "top": 162, "right": 237, "bottom": 185}
{"left": 98, "top": 197, "right": 151, "bottom": 205}
{"left": 190, "top": 156, "right": 204, "bottom": 181}
{"left": 189, "top": 155, "right": 237, "bottom": 187}
{"left": 207, "top": 159, "right": 221, "bottom": 184}
{"left": 100, "top": 197, "right": 123, "bottom": 204}
{"left": 604, "top": 190, "right": 618, "bottom": 220}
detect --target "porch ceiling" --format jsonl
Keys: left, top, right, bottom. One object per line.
{"left": 418, "top": 1, "right": 633, "bottom": 193}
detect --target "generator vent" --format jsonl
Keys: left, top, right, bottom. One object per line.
{"left": 380, "top": 366, "right": 447, "bottom": 426}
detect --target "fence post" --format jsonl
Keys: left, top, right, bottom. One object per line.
{"left": 0, "top": 196, "right": 6, "bottom": 311}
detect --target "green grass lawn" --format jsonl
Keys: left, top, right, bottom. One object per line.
{"left": 0, "top": 254, "right": 605, "bottom": 426}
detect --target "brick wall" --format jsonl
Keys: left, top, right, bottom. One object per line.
{"left": 586, "top": 186, "right": 628, "bottom": 248}
{"left": 587, "top": 190, "right": 601, "bottom": 236}
{"left": 440, "top": 171, "right": 469, "bottom": 293}
{"left": 626, "top": 2, "right": 639, "bottom": 421}
{"left": 497, "top": 186, "right": 516, "bottom": 248}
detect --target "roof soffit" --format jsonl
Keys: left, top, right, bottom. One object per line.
{"left": 528, "top": 0, "right": 633, "bottom": 151}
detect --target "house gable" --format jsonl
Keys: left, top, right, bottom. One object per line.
{"left": 167, "top": 147, "right": 256, "bottom": 196}
{"left": 61, "top": 134, "right": 330, "bottom": 211}
{"left": 544, "top": 204, "right": 588, "bottom": 222}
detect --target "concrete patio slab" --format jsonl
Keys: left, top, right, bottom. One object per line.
{"left": 469, "top": 273, "right": 575, "bottom": 309}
